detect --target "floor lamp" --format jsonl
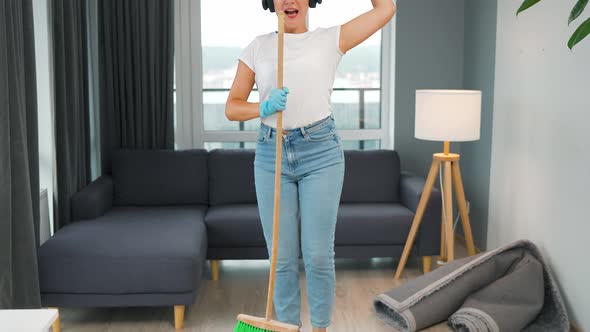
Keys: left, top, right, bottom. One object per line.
{"left": 394, "top": 90, "right": 481, "bottom": 280}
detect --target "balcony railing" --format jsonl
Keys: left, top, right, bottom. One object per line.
{"left": 201, "top": 87, "right": 381, "bottom": 150}
{"left": 174, "top": 87, "right": 382, "bottom": 150}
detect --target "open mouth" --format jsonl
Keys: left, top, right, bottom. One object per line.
{"left": 284, "top": 9, "right": 299, "bottom": 18}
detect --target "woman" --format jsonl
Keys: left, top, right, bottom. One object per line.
{"left": 225, "top": 1, "right": 396, "bottom": 330}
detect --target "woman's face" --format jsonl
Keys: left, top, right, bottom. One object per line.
{"left": 273, "top": 0, "right": 308, "bottom": 31}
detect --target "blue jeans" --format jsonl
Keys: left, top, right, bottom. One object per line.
{"left": 254, "top": 114, "right": 345, "bottom": 328}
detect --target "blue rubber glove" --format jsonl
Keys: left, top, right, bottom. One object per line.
{"left": 259, "top": 87, "right": 289, "bottom": 118}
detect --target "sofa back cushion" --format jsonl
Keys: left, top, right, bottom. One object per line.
{"left": 208, "top": 149, "right": 257, "bottom": 206}
{"left": 111, "top": 149, "right": 208, "bottom": 206}
{"left": 341, "top": 150, "right": 401, "bottom": 203}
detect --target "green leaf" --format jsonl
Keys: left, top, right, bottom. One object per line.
{"left": 569, "top": 0, "right": 589, "bottom": 25}
{"left": 516, "top": 0, "right": 543, "bottom": 15}
{"left": 568, "top": 17, "right": 590, "bottom": 49}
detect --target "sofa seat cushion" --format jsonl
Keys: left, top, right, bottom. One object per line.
{"left": 38, "top": 205, "right": 208, "bottom": 295}
{"left": 335, "top": 203, "right": 414, "bottom": 245}
{"left": 205, "top": 204, "right": 266, "bottom": 248}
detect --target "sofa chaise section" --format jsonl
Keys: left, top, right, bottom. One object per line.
{"left": 38, "top": 149, "right": 210, "bottom": 330}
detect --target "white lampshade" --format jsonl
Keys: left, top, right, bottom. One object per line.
{"left": 415, "top": 90, "right": 481, "bottom": 142}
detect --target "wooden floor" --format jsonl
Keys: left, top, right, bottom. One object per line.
{"left": 57, "top": 245, "right": 467, "bottom": 332}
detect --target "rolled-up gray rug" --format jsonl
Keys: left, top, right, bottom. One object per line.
{"left": 373, "top": 240, "right": 569, "bottom": 331}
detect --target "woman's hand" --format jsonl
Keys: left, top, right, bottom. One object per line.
{"left": 260, "top": 87, "right": 290, "bottom": 118}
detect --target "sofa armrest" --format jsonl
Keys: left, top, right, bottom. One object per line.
{"left": 400, "top": 171, "right": 442, "bottom": 256}
{"left": 71, "top": 175, "right": 113, "bottom": 221}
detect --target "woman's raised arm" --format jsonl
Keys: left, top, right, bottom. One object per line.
{"left": 339, "top": 0, "right": 396, "bottom": 54}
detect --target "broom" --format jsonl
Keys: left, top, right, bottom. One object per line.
{"left": 234, "top": 11, "right": 300, "bottom": 332}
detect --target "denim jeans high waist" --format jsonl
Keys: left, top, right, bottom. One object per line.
{"left": 254, "top": 114, "right": 345, "bottom": 328}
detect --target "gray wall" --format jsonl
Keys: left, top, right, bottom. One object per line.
{"left": 460, "top": 0, "right": 497, "bottom": 249}
{"left": 488, "top": 1, "right": 590, "bottom": 328}
{"left": 394, "top": 0, "right": 497, "bottom": 250}
{"left": 394, "top": 0, "right": 465, "bottom": 179}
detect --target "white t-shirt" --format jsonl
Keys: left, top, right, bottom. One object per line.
{"left": 238, "top": 25, "right": 345, "bottom": 129}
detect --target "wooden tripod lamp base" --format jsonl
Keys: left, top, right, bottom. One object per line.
{"left": 394, "top": 147, "right": 477, "bottom": 280}
{"left": 395, "top": 89, "right": 482, "bottom": 279}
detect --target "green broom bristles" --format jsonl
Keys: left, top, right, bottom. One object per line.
{"left": 234, "top": 320, "right": 276, "bottom": 332}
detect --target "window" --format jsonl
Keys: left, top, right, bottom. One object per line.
{"left": 175, "top": 0, "right": 393, "bottom": 150}
{"left": 199, "top": 0, "right": 275, "bottom": 150}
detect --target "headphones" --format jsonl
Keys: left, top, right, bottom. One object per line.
{"left": 262, "top": 0, "right": 322, "bottom": 13}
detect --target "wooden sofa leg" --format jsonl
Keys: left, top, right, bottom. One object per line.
{"left": 423, "top": 256, "right": 432, "bottom": 274}
{"left": 211, "top": 260, "right": 219, "bottom": 281}
{"left": 174, "top": 305, "right": 185, "bottom": 330}
{"left": 51, "top": 308, "right": 61, "bottom": 332}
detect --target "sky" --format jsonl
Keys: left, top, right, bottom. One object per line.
{"left": 201, "top": 0, "right": 382, "bottom": 48}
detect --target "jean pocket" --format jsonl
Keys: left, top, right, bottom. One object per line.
{"left": 257, "top": 127, "right": 268, "bottom": 144}
{"left": 304, "top": 123, "right": 337, "bottom": 142}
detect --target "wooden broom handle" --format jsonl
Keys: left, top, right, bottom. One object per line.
{"left": 266, "top": 11, "right": 285, "bottom": 322}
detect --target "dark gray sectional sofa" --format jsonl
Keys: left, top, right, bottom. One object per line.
{"left": 37, "top": 148, "right": 441, "bottom": 330}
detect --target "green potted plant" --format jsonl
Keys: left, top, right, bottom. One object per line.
{"left": 517, "top": 0, "right": 590, "bottom": 49}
